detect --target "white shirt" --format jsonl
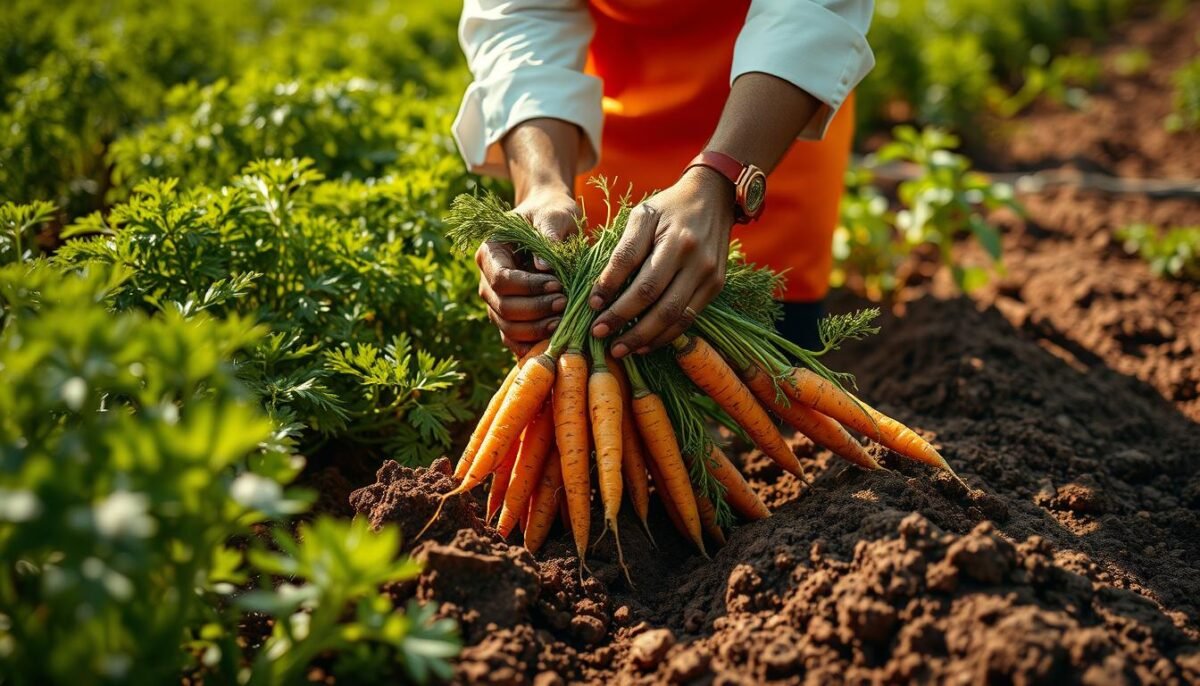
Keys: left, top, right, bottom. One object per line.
{"left": 454, "top": 0, "right": 875, "bottom": 178}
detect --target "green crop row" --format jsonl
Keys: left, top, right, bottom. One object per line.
{"left": 860, "top": 0, "right": 1136, "bottom": 139}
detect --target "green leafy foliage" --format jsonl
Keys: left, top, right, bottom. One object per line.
{"left": 860, "top": 0, "right": 1134, "bottom": 138}
{"left": 836, "top": 127, "right": 1021, "bottom": 297}
{"left": 55, "top": 159, "right": 501, "bottom": 462}
{"left": 0, "top": 200, "right": 56, "bottom": 265}
{"left": 0, "top": 261, "right": 287, "bottom": 683}
{"left": 992, "top": 51, "right": 1100, "bottom": 117}
{"left": 0, "top": 262, "right": 458, "bottom": 684}
{"left": 1115, "top": 224, "right": 1200, "bottom": 281}
{"left": 239, "top": 517, "right": 459, "bottom": 685}
{"left": 832, "top": 168, "right": 903, "bottom": 297}
{"left": 1166, "top": 57, "right": 1200, "bottom": 133}
{"left": 0, "top": 0, "right": 464, "bottom": 213}
{"left": 106, "top": 73, "right": 465, "bottom": 196}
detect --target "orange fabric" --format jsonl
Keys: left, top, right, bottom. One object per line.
{"left": 576, "top": 0, "right": 854, "bottom": 302}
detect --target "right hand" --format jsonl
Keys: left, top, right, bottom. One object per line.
{"left": 476, "top": 185, "right": 580, "bottom": 356}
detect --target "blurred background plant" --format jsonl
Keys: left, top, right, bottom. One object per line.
{"left": 833, "top": 127, "right": 1020, "bottom": 300}
{"left": 1166, "top": 56, "right": 1200, "bottom": 132}
{"left": 1116, "top": 224, "right": 1200, "bottom": 281}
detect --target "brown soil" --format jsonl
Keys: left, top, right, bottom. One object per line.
{"left": 341, "top": 6, "right": 1200, "bottom": 684}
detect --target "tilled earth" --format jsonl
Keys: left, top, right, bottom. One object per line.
{"left": 346, "top": 6, "right": 1200, "bottom": 684}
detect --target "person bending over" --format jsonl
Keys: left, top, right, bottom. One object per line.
{"left": 454, "top": 0, "right": 875, "bottom": 355}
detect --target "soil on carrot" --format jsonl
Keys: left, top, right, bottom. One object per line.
{"left": 340, "top": 7, "right": 1200, "bottom": 684}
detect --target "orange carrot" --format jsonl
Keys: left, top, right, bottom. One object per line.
{"left": 417, "top": 352, "right": 556, "bottom": 540}
{"left": 704, "top": 445, "right": 771, "bottom": 521}
{"left": 589, "top": 347, "right": 631, "bottom": 584}
{"left": 559, "top": 496, "right": 573, "bottom": 534}
{"left": 554, "top": 351, "right": 591, "bottom": 567}
{"left": 523, "top": 451, "right": 563, "bottom": 555}
{"left": 643, "top": 443, "right": 692, "bottom": 543}
{"left": 497, "top": 401, "right": 555, "bottom": 539}
{"left": 607, "top": 353, "right": 653, "bottom": 544}
{"left": 455, "top": 340, "right": 549, "bottom": 480}
{"left": 486, "top": 438, "right": 520, "bottom": 524}
{"left": 743, "top": 365, "right": 880, "bottom": 471}
{"left": 784, "top": 367, "right": 963, "bottom": 483}
{"left": 632, "top": 390, "right": 706, "bottom": 556}
{"left": 696, "top": 492, "right": 727, "bottom": 547}
{"left": 465, "top": 354, "right": 556, "bottom": 490}
{"left": 589, "top": 368, "right": 624, "bottom": 533}
{"left": 673, "top": 335, "right": 809, "bottom": 483}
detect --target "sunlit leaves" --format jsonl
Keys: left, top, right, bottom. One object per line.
{"left": 240, "top": 518, "right": 457, "bottom": 685}
{"left": 1116, "top": 224, "right": 1200, "bottom": 282}
{"left": 0, "top": 200, "right": 56, "bottom": 265}
{"left": 0, "top": 262, "right": 305, "bottom": 683}
{"left": 55, "top": 158, "right": 494, "bottom": 460}
{"left": 836, "top": 126, "right": 1021, "bottom": 297}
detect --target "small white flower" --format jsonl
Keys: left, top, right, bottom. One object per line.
{"left": 289, "top": 611, "right": 311, "bottom": 641}
{"left": 0, "top": 489, "right": 41, "bottom": 522}
{"left": 930, "top": 150, "right": 957, "bottom": 168}
{"left": 100, "top": 654, "right": 131, "bottom": 679}
{"left": 94, "top": 491, "right": 156, "bottom": 538}
{"left": 868, "top": 195, "right": 889, "bottom": 215}
{"left": 61, "top": 377, "right": 88, "bottom": 411}
{"left": 230, "top": 473, "right": 283, "bottom": 512}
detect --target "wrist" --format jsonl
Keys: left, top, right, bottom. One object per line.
{"left": 522, "top": 176, "right": 574, "bottom": 198}
{"left": 503, "top": 119, "right": 580, "bottom": 203}
{"left": 682, "top": 165, "right": 736, "bottom": 208}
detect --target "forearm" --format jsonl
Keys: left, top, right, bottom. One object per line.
{"left": 502, "top": 118, "right": 582, "bottom": 202}
{"left": 705, "top": 72, "right": 823, "bottom": 174}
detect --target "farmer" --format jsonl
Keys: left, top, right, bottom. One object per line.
{"left": 454, "top": 0, "right": 875, "bottom": 356}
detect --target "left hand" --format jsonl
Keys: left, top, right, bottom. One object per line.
{"left": 587, "top": 166, "right": 736, "bottom": 357}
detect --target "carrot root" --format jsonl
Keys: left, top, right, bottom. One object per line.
{"left": 674, "top": 335, "right": 810, "bottom": 484}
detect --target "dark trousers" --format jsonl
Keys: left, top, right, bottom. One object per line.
{"left": 777, "top": 300, "right": 824, "bottom": 351}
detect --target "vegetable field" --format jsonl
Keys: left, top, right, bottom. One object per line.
{"left": 2, "top": 1, "right": 1198, "bottom": 684}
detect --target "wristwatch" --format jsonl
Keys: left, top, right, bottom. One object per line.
{"left": 685, "top": 151, "right": 767, "bottom": 224}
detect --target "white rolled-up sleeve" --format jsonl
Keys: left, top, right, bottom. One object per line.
{"left": 454, "top": 0, "right": 602, "bottom": 177}
{"left": 732, "top": 0, "right": 875, "bottom": 140}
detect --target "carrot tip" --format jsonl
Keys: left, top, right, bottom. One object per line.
{"left": 593, "top": 522, "right": 609, "bottom": 548}
{"left": 614, "top": 528, "right": 634, "bottom": 589}
{"left": 639, "top": 517, "right": 657, "bottom": 549}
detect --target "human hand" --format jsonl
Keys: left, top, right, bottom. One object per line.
{"left": 475, "top": 185, "right": 580, "bottom": 356}
{"left": 587, "top": 166, "right": 735, "bottom": 357}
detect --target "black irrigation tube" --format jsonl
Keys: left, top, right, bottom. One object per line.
{"left": 859, "top": 159, "right": 1200, "bottom": 199}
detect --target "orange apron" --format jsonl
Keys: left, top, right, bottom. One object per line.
{"left": 576, "top": 0, "right": 854, "bottom": 303}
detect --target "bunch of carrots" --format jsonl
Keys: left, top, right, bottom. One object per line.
{"left": 422, "top": 188, "right": 966, "bottom": 582}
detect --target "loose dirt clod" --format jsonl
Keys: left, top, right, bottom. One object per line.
{"left": 349, "top": 457, "right": 483, "bottom": 549}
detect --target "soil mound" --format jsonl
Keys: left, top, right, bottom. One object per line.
{"left": 349, "top": 457, "right": 484, "bottom": 548}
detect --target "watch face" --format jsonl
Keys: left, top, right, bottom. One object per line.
{"left": 744, "top": 173, "right": 766, "bottom": 215}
